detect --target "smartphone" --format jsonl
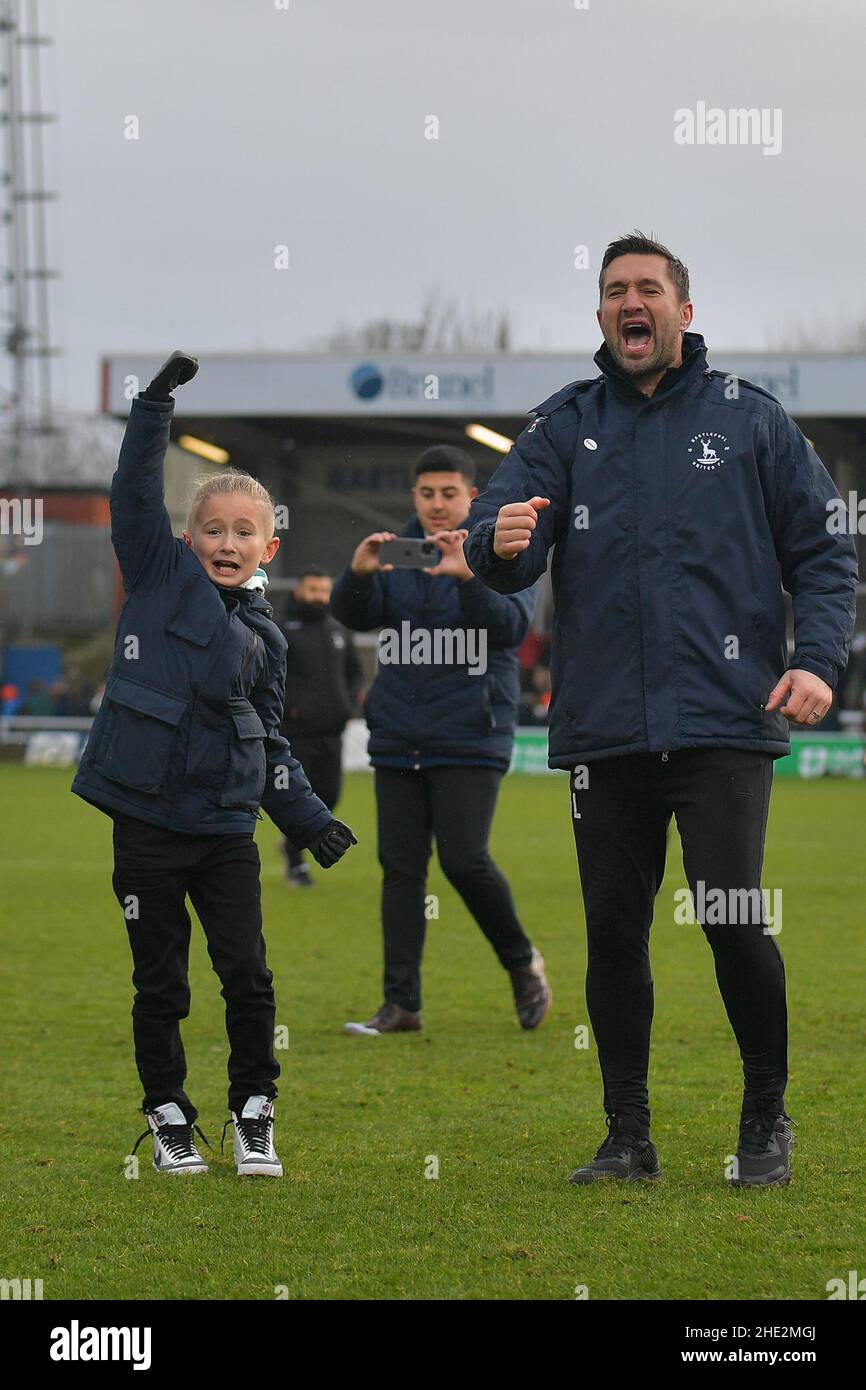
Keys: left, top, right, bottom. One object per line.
{"left": 379, "top": 538, "right": 442, "bottom": 569}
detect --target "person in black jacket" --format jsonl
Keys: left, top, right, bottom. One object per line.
{"left": 72, "top": 352, "right": 357, "bottom": 1178}
{"left": 465, "top": 232, "right": 858, "bottom": 1190}
{"left": 278, "top": 567, "right": 363, "bottom": 886}
{"left": 331, "top": 445, "right": 552, "bottom": 1036}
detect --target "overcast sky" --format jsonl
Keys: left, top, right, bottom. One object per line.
{"left": 25, "top": 0, "right": 866, "bottom": 411}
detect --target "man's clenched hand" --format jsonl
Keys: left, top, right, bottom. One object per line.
{"left": 493, "top": 497, "right": 550, "bottom": 559}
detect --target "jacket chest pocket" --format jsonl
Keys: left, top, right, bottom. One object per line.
{"left": 94, "top": 676, "right": 188, "bottom": 794}
{"left": 217, "top": 701, "right": 268, "bottom": 809}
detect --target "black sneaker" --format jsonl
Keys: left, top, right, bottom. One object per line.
{"left": 728, "top": 1102, "right": 795, "bottom": 1188}
{"left": 568, "top": 1113, "right": 662, "bottom": 1185}
{"left": 131, "top": 1102, "right": 210, "bottom": 1175}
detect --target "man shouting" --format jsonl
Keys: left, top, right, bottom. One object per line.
{"left": 464, "top": 231, "right": 858, "bottom": 1189}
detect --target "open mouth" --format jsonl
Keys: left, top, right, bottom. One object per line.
{"left": 212, "top": 560, "right": 241, "bottom": 577}
{"left": 620, "top": 319, "right": 654, "bottom": 359}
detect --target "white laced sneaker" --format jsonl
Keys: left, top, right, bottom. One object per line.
{"left": 133, "top": 1103, "right": 209, "bottom": 1175}
{"left": 225, "top": 1096, "right": 283, "bottom": 1177}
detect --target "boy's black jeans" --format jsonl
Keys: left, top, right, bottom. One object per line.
{"left": 375, "top": 765, "right": 534, "bottom": 1012}
{"left": 569, "top": 747, "right": 787, "bottom": 1137}
{"left": 111, "top": 813, "right": 279, "bottom": 1122}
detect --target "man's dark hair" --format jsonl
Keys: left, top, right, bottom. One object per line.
{"left": 413, "top": 445, "right": 475, "bottom": 485}
{"left": 298, "top": 565, "right": 329, "bottom": 580}
{"left": 598, "top": 230, "right": 690, "bottom": 303}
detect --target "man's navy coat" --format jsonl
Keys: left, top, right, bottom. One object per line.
{"left": 464, "top": 333, "right": 858, "bottom": 768}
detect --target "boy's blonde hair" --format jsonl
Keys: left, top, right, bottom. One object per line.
{"left": 186, "top": 471, "right": 276, "bottom": 539}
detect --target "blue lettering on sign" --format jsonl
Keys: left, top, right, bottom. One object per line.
{"left": 384, "top": 366, "right": 494, "bottom": 401}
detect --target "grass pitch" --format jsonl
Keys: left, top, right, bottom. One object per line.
{"left": 1, "top": 765, "right": 863, "bottom": 1300}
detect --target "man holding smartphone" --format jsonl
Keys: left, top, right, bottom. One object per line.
{"left": 331, "top": 445, "right": 551, "bottom": 1035}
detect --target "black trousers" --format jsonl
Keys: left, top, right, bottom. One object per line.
{"left": 111, "top": 813, "right": 279, "bottom": 1121}
{"left": 283, "top": 732, "right": 343, "bottom": 868}
{"left": 569, "top": 748, "right": 787, "bottom": 1135}
{"left": 375, "top": 765, "right": 533, "bottom": 1012}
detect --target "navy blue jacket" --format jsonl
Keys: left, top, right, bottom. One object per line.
{"left": 72, "top": 396, "right": 333, "bottom": 844}
{"left": 464, "top": 332, "right": 858, "bottom": 768}
{"left": 330, "top": 516, "right": 537, "bottom": 770}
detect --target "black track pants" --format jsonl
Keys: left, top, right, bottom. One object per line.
{"left": 569, "top": 748, "right": 787, "bottom": 1135}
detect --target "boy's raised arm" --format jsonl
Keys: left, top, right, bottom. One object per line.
{"left": 110, "top": 352, "right": 199, "bottom": 592}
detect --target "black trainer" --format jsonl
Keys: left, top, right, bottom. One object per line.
{"left": 568, "top": 1113, "right": 662, "bottom": 1185}
{"left": 728, "top": 1102, "right": 795, "bottom": 1188}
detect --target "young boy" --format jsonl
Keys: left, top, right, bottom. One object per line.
{"left": 72, "top": 352, "right": 357, "bottom": 1177}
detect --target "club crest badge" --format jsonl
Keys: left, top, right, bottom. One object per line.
{"left": 688, "top": 432, "right": 730, "bottom": 471}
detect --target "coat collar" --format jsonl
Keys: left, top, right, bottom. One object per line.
{"left": 212, "top": 577, "right": 274, "bottom": 620}
{"left": 594, "top": 330, "right": 708, "bottom": 403}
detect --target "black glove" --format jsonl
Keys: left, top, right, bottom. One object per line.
{"left": 139, "top": 350, "right": 199, "bottom": 402}
{"left": 306, "top": 819, "right": 358, "bottom": 869}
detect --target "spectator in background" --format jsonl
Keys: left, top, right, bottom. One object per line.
{"left": 331, "top": 445, "right": 552, "bottom": 1036}
{"left": 21, "top": 679, "right": 54, "bottom": 716}
{"left": 71, "top": 680, "right": 97, "bottom": 717}
{"left": 278, "top": 567, "right": 363, "bottom": 887}
{"left": 528, "top": 663, "right": 552, "bottom": 725}
{"left": 517, "top": 632, "right": 552, "bottom": 726}
{"left": 0, "top": 683, "right": 21, "bottom": 716}
{"left": 49, "top": 680, "right": 75, "bottom": 717}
